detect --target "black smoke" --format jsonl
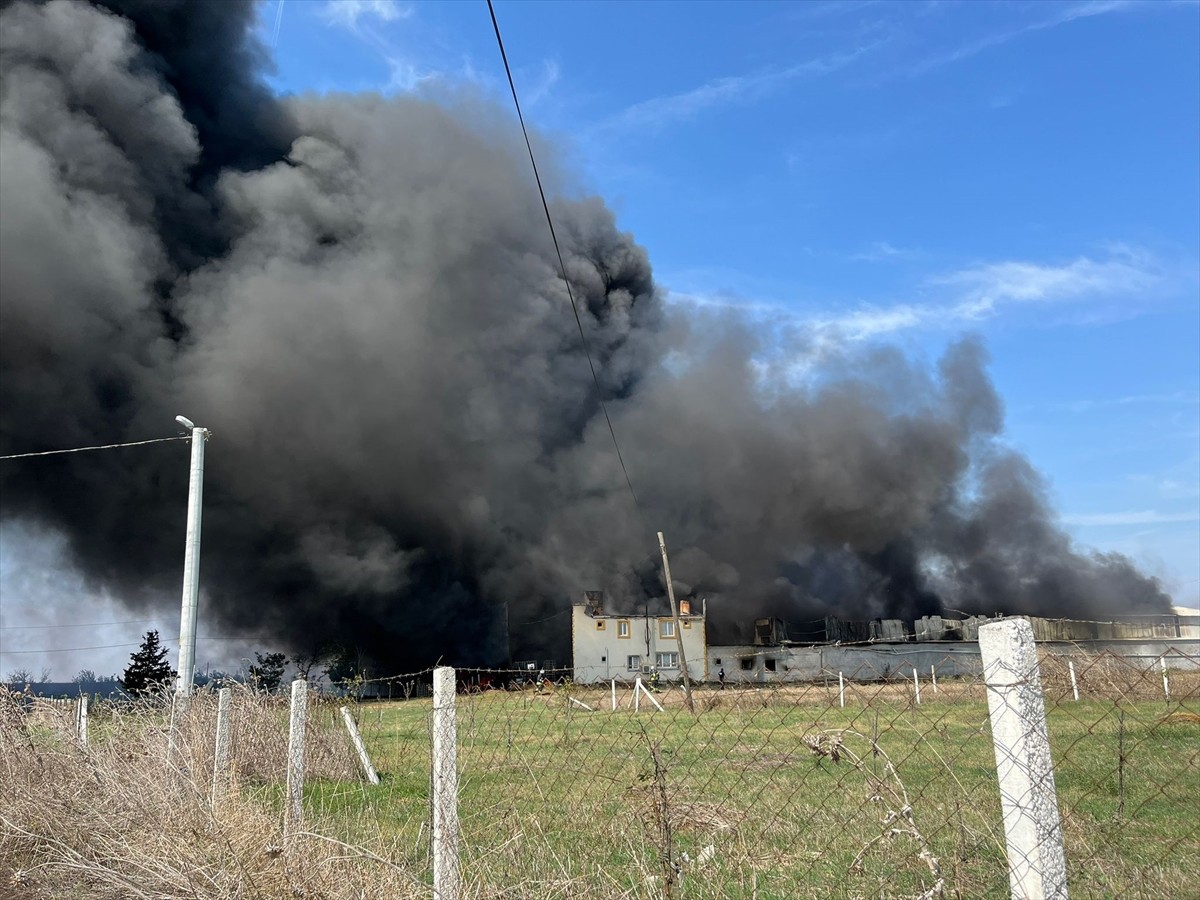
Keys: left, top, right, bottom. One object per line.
{"left": 0, "top": 0, "right": 1171, "bottom": 669}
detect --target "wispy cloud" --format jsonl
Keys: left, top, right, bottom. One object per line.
{"left": 907, "top": 1, "right": 1130, "bottom": 77}
{"left": 321, "top": 0, "right": 411, "bottom": 31}
{"left": 808, "top": 248, "right": 1162, "bottom": 340}
{"left": 593, "top": 44, "right": 878, "bottom": 136}
{"left": 927, "top": 249, "right": 1160, "bottom": 319}
{"left": 667, "top": 247, "right": 1168, "bottom": 347}
{"left": 1062, "top": 509, "right": 1200, "bottom": 527}
{"left": 851, "top": 241, "right": 915, "bottom": 262}
{"left": 1042, "top": 391, "right": 1200, "bottom": 414}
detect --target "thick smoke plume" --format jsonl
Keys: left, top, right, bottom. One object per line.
{"left": 0, "top": 0, "right": 1171, "bottom": 668}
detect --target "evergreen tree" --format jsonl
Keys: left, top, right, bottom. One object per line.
{"left": 248, "top": 651, "right": 288, "bottom": 693}
{"left": 122, "top": 630, "right": 176, "bottom": 697}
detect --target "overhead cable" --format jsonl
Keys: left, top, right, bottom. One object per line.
{"left": 485, "top": 0, "right": 645, "bottom": 527}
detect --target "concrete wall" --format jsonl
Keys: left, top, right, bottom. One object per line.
{"left": 705, "top": 640, "right": 1200, "bottom": 684}
{"left": 572, "top": 603, "right": 707, "bottom": 684}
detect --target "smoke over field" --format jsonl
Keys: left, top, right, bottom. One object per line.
{"left": 0, "top": 0, "right": 1170, "bottom": 668}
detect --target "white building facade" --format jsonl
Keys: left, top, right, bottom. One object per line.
{"left": 570, "top": 593, "right": 708, "bottom": 685}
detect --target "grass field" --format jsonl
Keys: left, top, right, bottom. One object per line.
{"left": 277, "top": 673, "right": 1200, "bottom": 899}
{"left": 3, "top": 665, "right": 1197, "bottom": 899}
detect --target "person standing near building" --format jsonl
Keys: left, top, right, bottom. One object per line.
{"left": 718, "top": 667, "right": 726, "bottom": 690}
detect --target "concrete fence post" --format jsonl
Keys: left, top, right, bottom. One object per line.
{"left": 1068, "top": 661, "right": 1079, "bottom": 702}
{"left": 979, "top": 619, "right": 1068, "bottom": 900}
{"left": 912, "top": 667, "right": 921, "bottom": 705}
{"left": 611, "top": 679, "right": 617, "bottom": 712}
{"left": 211, "top": 687, "right": 232, "bottom": 809}
{"left": 284, "top": 679, "right": 308, "bottom": 841}
{"left": 340, "top": 705, "right": 380, "bottom": 785}
{"left": 75, "top": 694, "right": 89, "bottom": 750}
{"left": 931, "top": 664, "right": 938, "bottom": 693}
{"left": 432, "top": 666, "right": 460, "bottom": 900}
{"left": 838, "top": 672, "right": 845, "bottom": 708}
{"left": 1160, "top": 657, "right": 1170, "bottom": 702}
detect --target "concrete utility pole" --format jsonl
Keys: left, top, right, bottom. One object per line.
{"left": 174, "top": 415, "right": 208, "bottom": 700}
{"left": 657, "top": 531, "right": 695, "bottom": 713}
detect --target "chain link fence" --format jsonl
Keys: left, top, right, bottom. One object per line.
{"left": 2, "top": 633, "right": 1197, "bottom": 899}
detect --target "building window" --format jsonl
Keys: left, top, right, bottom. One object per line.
{"left": 714, "top": 657, "right": 723, "bottom": 665}
{"left": 596, "top": 620, "right": 605, "bottom": 630}
{"left": 765, "top": 658, "right": 777, "bottom": 672}
{"left": 659, "top": 620, "right": 675, "bottom": 639}
{"left": 740, "top": 657, "right": 755, "bottom": 671}
{"left": 627, "top": 655, "right": 641, "bottom": 671}
{"left": 617, "top": 620, "right": 631, "bottom": 639}
{"left": 656, "top": 652, "right": 679, "bottom": 669}
{"left": 683, "top": 620, "right": 692, "bottom": 628}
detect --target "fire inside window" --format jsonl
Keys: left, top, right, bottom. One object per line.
{"left": 659, "top": 620, "right": 675, "bottom": 639}
{"left": 618, "top": 620, "right": 631, "bottom": 638}
{"left": 656, "top": 652, "right": 678, "bottom": 669}
{"left": 627, "top": 655, "right": 641, "bottom": 671}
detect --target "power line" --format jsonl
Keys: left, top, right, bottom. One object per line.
{"left": 0, "top": 641, "right": 144, "bottom": 654}
{"left": 485, "top": 0, "right": 645, "bottom": 528}
{"left": 0, "top": 618, "right": 161, "bottom": 630}
{"left": 0, "top": 635, "right": 252, "bottom": 656}
{"left": 0, "top": 435, "right": 188, "bottom": 460}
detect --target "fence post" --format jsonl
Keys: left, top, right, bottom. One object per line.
{"left": 979, "top": 619, "right": 1068, "bottom": 900}
{"left": 340, "top": 705, "right": 380, "bottom": 785}
{"left": 611, "top": 679, "right": 617, "bottom": 712}
{"left": 1068, "top": 661, "right": 1079, "bottom": 702}
{"left": 930, "top": 664, "right": 938, "bottom": 693}
{"left": 838, "top": 672, "right": 845, "bottom": 708}
{"left": 284, "top": 679, "right": 308, "bottom": 841}
{"left": 1160, "top": 657, "right": 1170, "bottom": 702}
{"left": 912, "top": 667, "right": 921, "bottom": 705}
{"left": 211, "top": 687, "right": 232, "bottom": 809}
{"left": 75, "top": 694, "right": 89, "bottom": 750}
{"left": 432, "top": 666, "right": 460, "bottom": 900}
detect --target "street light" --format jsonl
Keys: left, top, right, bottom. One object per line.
{"left": 175, "top": 415, "right": 208, "bottom": 699}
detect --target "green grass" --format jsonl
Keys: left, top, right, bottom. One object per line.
{"left": 270, "top": 680, "right": 1200, "bottom": 899}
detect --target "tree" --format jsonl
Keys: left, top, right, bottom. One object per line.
{"left": 73, "top": 669, "right": 98, "bottom": 685}
{"left": 248, "top": 651, "right": 288, "bottom": 693}
{"left": 323, "top": 643, "right": 366, "bottom": 696}
{"left": 290, "top": 650, "right": 325, "bottom": 682}
{"left": 6, "top": 667, "right": 50, "bottom": 684}
{"left": 122, "top": 630, "right": 176, "bottom": 697}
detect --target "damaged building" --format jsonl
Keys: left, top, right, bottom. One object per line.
{"left": 570, "top": 593, "right": 1200, "bottom": 685}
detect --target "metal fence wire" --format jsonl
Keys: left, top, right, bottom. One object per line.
{"left": 1, "top": 640, "right": 1197, "bottom": 900}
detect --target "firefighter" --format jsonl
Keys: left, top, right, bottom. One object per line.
{"left": 649, "top": 666, "right": 661, "bottom": 691}
{"left": 535, "top": 668, "right": 547, "bottom": 693}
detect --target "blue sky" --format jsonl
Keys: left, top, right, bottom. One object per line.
{"left": 259, "top": 0, "right": 1199, "bottom": 606}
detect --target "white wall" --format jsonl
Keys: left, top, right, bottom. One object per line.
{"left": 571, "top": 604, "right": 707, "bottom": 684}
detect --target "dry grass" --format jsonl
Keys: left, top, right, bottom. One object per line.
{"left": 0, "top": 686, "right": 424, "bottom": 899}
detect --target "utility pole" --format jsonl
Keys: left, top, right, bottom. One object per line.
{"left": 175, "top": 415, "right": 208, "bottom": 700}
{"left": 657, "top": 531, "right": 695, "bottom": 713}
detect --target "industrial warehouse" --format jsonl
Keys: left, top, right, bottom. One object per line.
{"left": 569, "top": 592, "right": 1200, "bottom": 685}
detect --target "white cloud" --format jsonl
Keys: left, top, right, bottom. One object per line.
{"left": 908, "top": 1, "right": 1130, "bottom": 77}
{"left": 594, "top": 44, "right": 877, "bottom": 135}
{"left": 930, "top": 251, "right": 1158, "bottom": 311}
{"left": 851, "top": 241, "right": 913, "bottom": 262}
{"left": 1062, "top": 510, "right": 1200, "bottom": 527}
{"left": 322, "top": 0, "right": 411, "bottom": 30}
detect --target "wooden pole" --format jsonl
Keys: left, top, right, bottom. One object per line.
{"left": 657, "top": 531, "right": 695, "bottom": 713}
